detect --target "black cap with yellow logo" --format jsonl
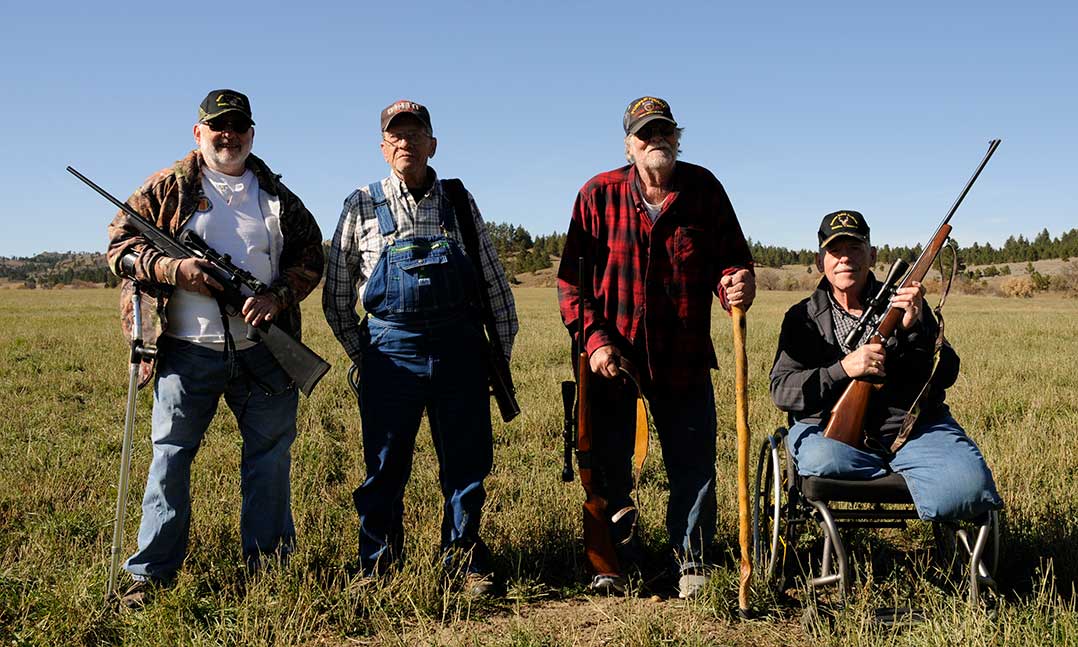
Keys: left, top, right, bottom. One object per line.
{"left": 818, "top": 210, "right": 870, "bottom": 248}
{"left": 623, "top": 96, "right": 677, "bottom": 135}
{"left": 198, "top": 89, "right": 254, "bottom": 124}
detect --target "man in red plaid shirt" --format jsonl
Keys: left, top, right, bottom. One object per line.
{"left": 557, "top": 96, "right": 755, "bottom": 598}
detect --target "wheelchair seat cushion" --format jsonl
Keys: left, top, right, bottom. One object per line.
{"left": 801, "top": 472, "right": 913, "bottom": 504}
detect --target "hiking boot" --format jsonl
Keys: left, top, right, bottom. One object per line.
{"left": 118, "top": 579, "right": 159, "bottom": 610}
{"left": 464, "top": 570, "right": 501, "bottom": 598}
{"left": 678, "top": 569, "right": 710, "bottom": 600}
{"left": 589, "top": 573, "right": 627, "bottom": 595}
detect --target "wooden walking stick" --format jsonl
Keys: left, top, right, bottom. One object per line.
{"left": 732, "top": 305, "right": 752, "bottom": 617}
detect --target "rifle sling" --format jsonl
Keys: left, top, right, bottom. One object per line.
{"left": 890, "top": 240, "right": 957, "bottom": 453}
{"left": 441, "top": 179, "right": 497, "bottom": 346}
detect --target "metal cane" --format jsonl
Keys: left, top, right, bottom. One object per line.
{"left": 106, "top": 282, "right": 155, "bottom": 600}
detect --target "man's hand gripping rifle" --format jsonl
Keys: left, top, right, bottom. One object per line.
{"left": 823, "top": 139, "right": 1001, "bottom": 447}
{"left": 68, "top": 166, "right": 331, "bottom": 397}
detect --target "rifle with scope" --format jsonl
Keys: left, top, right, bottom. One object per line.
{"left": 823, "top": 139, "right": 1001, "bottom": 447}
{"left": 68, "top": 165, "right": 331, "bottom": 397}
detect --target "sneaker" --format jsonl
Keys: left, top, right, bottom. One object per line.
{"left": 464, "top": 571, "right": 500, "bottom": 598}
{"left": 589, "top": 573, "right": 627, "bottom": 594}
{"left": 678, "top": 570, "right": 710, "bottom": 600}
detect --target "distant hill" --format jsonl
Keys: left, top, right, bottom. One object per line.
{"left": 4, "top": 226, "right": 1076, "bottom": 294}
{"left": 0, "top": 251, "right": 116, "bottom": 289}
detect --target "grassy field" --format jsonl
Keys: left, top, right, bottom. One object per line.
{"left": 1, "top": 287, "right": 1077, "bottom": 646}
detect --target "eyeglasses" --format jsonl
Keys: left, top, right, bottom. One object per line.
{"left": 203, "top": 117, "right": 252, "bottom": 134}
{"left": 382, "top": 130, "right": 430, "bottom": 146}
{"left": 635, "top": 123, "right": 677, "bottom": 140}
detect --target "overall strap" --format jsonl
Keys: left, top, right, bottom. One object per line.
{"left": 438, "top": 180, "right": 459, "bottom": 232}
{"left": 368, "top": 181, "right": 396, "bottom": 237}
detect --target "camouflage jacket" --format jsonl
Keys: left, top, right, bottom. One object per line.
{"left": 106, "top": 150, "right": 324, "bottom": 387}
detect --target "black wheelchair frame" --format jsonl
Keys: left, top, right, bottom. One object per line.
{"left": 752, "top": 426, "right": 1000, "bottom": 607}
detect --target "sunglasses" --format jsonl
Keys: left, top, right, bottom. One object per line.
{"left": 635, "top": 123, "right": 677, "bottom": 140}
{"left": 203, "top": 117, "right": 252, "bottom": 134}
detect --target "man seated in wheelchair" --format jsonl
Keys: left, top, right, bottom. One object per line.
{"left": 768, "top": 210, "right": 1002, "bottom": 522}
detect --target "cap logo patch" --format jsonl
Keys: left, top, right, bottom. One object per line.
{"left": 385, "top": 101, "right": 422, "bottom": 117}
{"left": 629, "top": 96, "right": 668, "bottom": 118}
{"left": 215, "top": 94, "right": 244, "bottom": 109}
{"left": 830, "top": 212, "right": 859, "bottom": 230}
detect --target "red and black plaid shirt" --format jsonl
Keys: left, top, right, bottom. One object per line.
{"left": 557, "top": 162, "right": 753, "bottom": 392}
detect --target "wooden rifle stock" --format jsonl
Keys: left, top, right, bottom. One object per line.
{"left": 823, "top": 139, "right": 1000, "bottom": 446}
{"left": 577, "top": 345, "right": 621, "bottom": 576}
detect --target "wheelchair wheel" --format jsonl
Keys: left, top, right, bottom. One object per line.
{"left": 752, "top": 431, "right": 786, "bottom": 584}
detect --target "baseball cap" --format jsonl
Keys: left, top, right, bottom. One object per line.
{"left": 818, "top": 210, "right": 871, "bottom": 248}
{"left": 380, "top": 99, "right": 432, "bottom": 132}
{"left": 623, "top": 96, "right": 677, "bottom": 135}
{"left": 198, "top": 89, "right": 254, "bottom": 124}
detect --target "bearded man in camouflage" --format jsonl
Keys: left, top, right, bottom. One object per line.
{"left": 106, "top": 89, "right": 324, "bottom": 608}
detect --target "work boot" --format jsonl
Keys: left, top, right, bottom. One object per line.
{"left": 118, "top": 578, "right": 162, "bottom": 610}
{"left": 464, "top": 570, "right": 501, "bottom": 598}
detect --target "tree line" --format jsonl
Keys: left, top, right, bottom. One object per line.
{"left": 4, "top": 226, "right": 1075, "bottom": 287}
{"left": 748, "top": 227, "right": 1078, "bottom": 269}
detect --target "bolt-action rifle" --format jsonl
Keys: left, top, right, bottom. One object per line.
{"left": 68, "top": 166, "right": 331, "bottom": 397}
{"left": 823, "top": 139, "right": 1001, "bottom": 447}
{"left": 562, "top": 256, "right": 622, "bottom": 579}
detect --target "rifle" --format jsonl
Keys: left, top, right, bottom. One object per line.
{"left": 68, "top": 166, "right": 331, "bottom": 397}
{"left": 572, "top": 256, "right": 621, "bottom": 578}
{"left": 441, "top": 178, "right": 521, "bottom": 423}
{"left": 823, "top": 139, "right": 1001, "bottom": 447}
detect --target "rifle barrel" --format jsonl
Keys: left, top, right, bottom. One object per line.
{"left": 932, "top": 139, "right": 1002, "bottom": 239}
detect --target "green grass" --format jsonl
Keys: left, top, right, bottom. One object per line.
{"left": 1, "top": 287, "right": 1077, "bottom": 645}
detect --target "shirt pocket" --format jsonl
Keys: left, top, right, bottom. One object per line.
{"left": 671, "top": 225, "right": 712, "bottom": 322}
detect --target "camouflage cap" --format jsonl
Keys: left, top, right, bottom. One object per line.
{"left": 198, "top": 89, "right": 255, "bottom": 124}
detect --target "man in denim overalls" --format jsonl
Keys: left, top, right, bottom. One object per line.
{"left": 324, "top": 100, "right": 518, "bottom": 595}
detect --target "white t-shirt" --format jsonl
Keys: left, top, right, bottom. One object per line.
{"left": 642, "top": 197, "right": 663, "bottom": 221}
{"left": 166, "top": 168, "right": 273, "bottom": 349}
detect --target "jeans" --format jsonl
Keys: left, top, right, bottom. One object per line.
{"left": 787, "top": 412, "right": 1003, "bottom": 521}
{"left": 125, "top": 337, "right": 298, "bottom": 582}
{"left": 590, "top": 375, "right": 717, "bottom": 571}
{"left": 353, "top": 316, "right": 493, "bottom": 575}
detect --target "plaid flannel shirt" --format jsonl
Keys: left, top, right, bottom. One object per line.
{"left": 323, "top": 170, "right": 518, "bottom": 366}
{"left": 557, "top": 162, "right": 753, "bottom": 392}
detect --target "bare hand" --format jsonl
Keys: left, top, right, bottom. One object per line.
{"left": 841, "top": 342, "right": 887, "bottom": 379}
{"left": 175, "top": 258, "right": 223, "bottom": 296}
{"left": 890, "top": 281, "right": 925, "bottom": 331}
{"left": 721, "top": 269, "right": 756, "bottom": 310}
{"left": 589, "top": 344, "right": 624, "bottom": 379}
{"left": 242, "top": 293, "right": 281, "bottom": 327}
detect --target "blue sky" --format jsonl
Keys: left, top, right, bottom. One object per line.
{"left": 1, "top": 1, "right": 1074, "bottom": 257}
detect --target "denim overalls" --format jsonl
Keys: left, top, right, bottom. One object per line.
{"left": 353, "top": 180, "right": 494, "bottom": 576}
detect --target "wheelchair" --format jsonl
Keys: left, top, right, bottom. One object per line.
{"left": 752, "top": 426, "right": 1000, "bottom": 607}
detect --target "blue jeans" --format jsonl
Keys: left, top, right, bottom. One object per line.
{"left": 353, "top": 316, "right": 493, "bottom": 575}
{"left": 590, "top": 376, "right": 717, "bottom": 571}
{"left": 788, "top": 412, "right": 1002, "bottom": 521}
{"left": 125, "top": 337, "right": 298, "bottom": 582}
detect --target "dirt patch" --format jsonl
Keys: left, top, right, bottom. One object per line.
{"left": 333, "top": 596, "right": 802, "bottom": 646}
